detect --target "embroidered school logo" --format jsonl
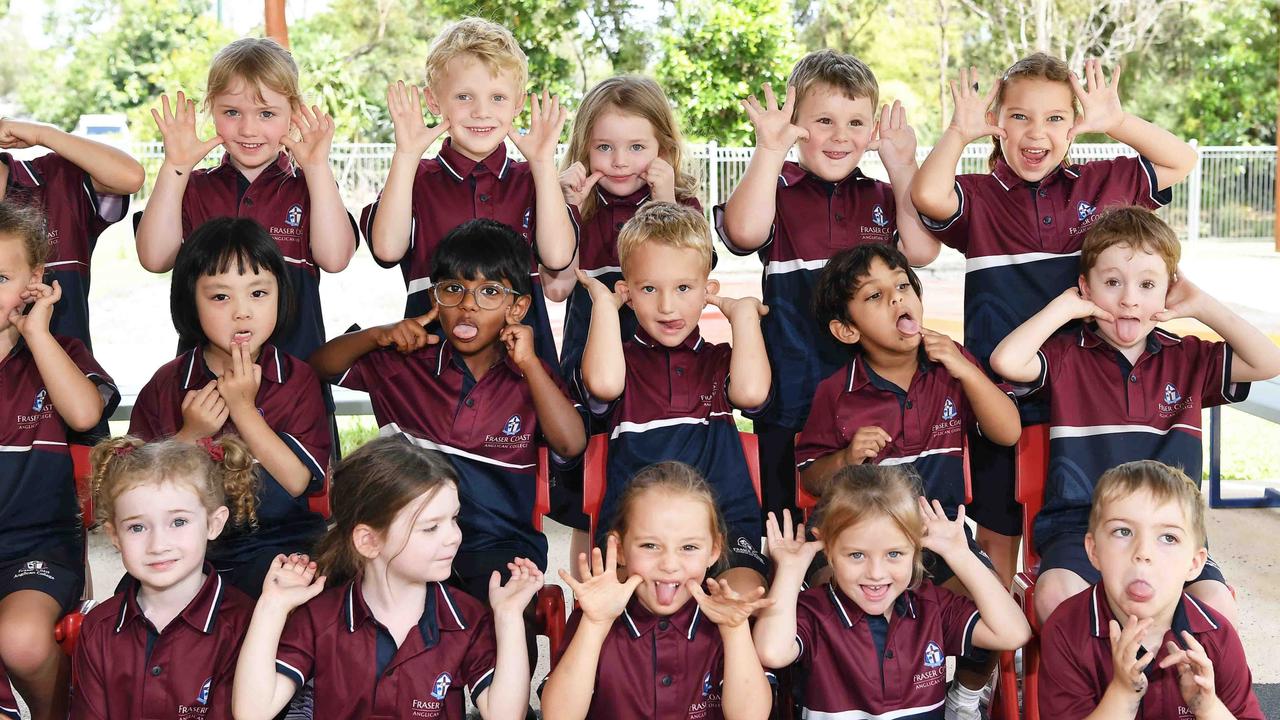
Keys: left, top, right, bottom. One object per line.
{"left": 702, "top": 671, "right": 713, "bottom": 696}
{"left": 503, "top": 414, "right": 522, "bottom": 436}
{"left": 32, "top": 389, "right": 47, "bottom": 413}
{"left": 26, "top": 561, "right": 45, "bottom": 572}
{"left": 942, "top": 397, "right": 957, "bottom": 421}
{"left": 522, "top": 207, "right": 532, "bottom": 229}
{"left": 872, "top": 204, "right": 889, "bottom": 227}
{"left": 923, "top": 641, "right": 945, "bottom": 668}
{"left": 1164, "top": 383, "right": 1182, "bottom": 405}
{"left": 431, "top": 672, "right": 452, "bottom": 700}
{"left": 196, "top": 678, "right": 211, "bottom": 705}
{"left": 286, "top": 204, "right": 303, "bottom": 228}
{"left": 14, "top": 560, "right": 54, "bottom": 581}
{"left": 1077, "top": 201, "right": 1096, "bottom": 221}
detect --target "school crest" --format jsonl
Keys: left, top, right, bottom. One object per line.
{"left": 504, "top": 414, "right": 522, "bottom": 436}
{"left": 1163, "top": 383, "right": 1182, "bottom": 405}
{"left": 32, "top": 389, "right": 47, "bottom": 413}
{"left": 872, "top": 204, "right": 889, "bottom": 227}
{"left": 196, "top": 678, "right": 212, "bottom": 705}
{"left": 431, "top": 672, "right": 452, "bottom": 700}
{"left": 702, "top": 671, "right": 713, "bottom": 696}
{"left": 923, "top": 641, "right": 945, "bottom": 668}
{"left": 1077, "top": 201, "right": 1096, "bottom": 222}
{"left": 522, "top": 207, "right": 533, "bottom": 229}
{"left": 941, "top": 398, "right": 957, "bottom": 421}
{"left": 286, "top": 204, "right": 303, "bottom": 228}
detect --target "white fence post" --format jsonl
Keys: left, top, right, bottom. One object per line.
{"left": 1186, "top": 140, "right": 1202, "bottom": 242}
{"left": 706, "top": 141, "right": 719, "bottom": 212}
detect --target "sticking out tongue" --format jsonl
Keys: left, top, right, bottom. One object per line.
{"left": 452, "top": 323, "right": 478, "bottom": 341}
{"left": 232, "top": 331, "right": 252, "bottom": 345}
{"left": 1126, "top": 580, "right": 1155, "bottom": 603}
{"left": 896, "top": 315, "right": 920, "bottom": 336}
{"left": 1114, "top": 318, "right": 1142, "bottom": 344}
{"left": 655, "top": 581, "right": 680, "bottom": 606}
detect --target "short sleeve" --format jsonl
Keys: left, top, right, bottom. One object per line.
{"left": 274, "top": 603, "right": 316, "bottom": 689}
{"left": 361, "top": 188, "right": 409, "bottom": 268}
{"left": 127, "top": 378, "right": 166, "bottom": 441}
{"left": 69, "top": 620, "right": 110, "bottom": 720}
{"left": 61, "top": 338, "right": 120, "bottom": 420}
{"left": 33, "top": 153, "right": 122, "bottom": 234}
{"left": 1185, "top": 337, "right": 1251, "bottom": 408}
{"left": 462, "top": 611, "right": 499, "bottom": 705}
{"left": 793, "top": 591, "right": 821, "bottom": 668}
{"left": 1209, "top": 626, "right": 1265, "bottom": 720}
{"left": 933, "top": 585, "right": 981, "bottom": 658}
{"left": 1019, "top": 334, "right": 1069, "bottom": 398}
{"left": 919, "top": 178, "right": 976, "bottom": 253}
{"left": 1081, "top": 155, "right": 1173, "bottom": 209}
{"left": 1037, "top": 613, "right": 1104, "bottom": 719}
{"left": 794, "top": 374, "right": 849, "bottom": 471}
{"left": 334, "top": 346, "right": 399, "bottom": 394}
{"left": 278, "top": 364, "right": 332, "bottom": 486}
{"left": 713, "top": 202, "right": 774, "bottom": 256}
{"left": 531, "top": 203, "right": 582, "bottom": 273}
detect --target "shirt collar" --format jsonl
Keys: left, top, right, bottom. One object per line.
{"left": 209, "top": 151, "right": 295, "bottom": 179}
{"left": 779, "top": 161, "right": 869, "bottom": 188}
{"left": 826, "top": 582, "right": 917, "bottom": 629}
{"left": 0, "top": 152, "right": 43, "bottom": 188}
{"left": 1078, "top": 324, "right": 1180, "bottom": 356}
{"left": 114, "top": 564, "right": 228, "bottom": 635}
{"left": 1087, "top": 583, "right": 1220, "bottom": 641}
{"left": 596, "top": 186, "right": 651, "bottom": 207}
{"left": 343, "top": 578, "right": 469, "bottom": 648}
{"left": 844, "top": 348, "right": 933, "bottom": 393}
{"left": 436, "top": 138, "right": 511, "bottom": 183}
{"left": 989, "top": 155, "right": 1079, "bottom": 193}
{"left": 631, "top": 325, "right": 705, "bottom": 352}
{"left": 180, "top": 344, "right": 287, "bottom": 390}
{"left": 434, "top": 340, "right": 523, "bottom": 379}
{"left": 620, "top": 595, "right": 705, "bottom": 640}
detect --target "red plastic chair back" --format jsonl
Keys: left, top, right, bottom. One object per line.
{"left": 1016, "top": 424, "right": 1051, "bottom": 570}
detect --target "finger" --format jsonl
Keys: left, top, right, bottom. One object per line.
{"left": 765, "top": 512, "right": 781, "bottom": 541}
{"left": 704, "top": 293, "right": 723, "bottom": 309}
{"left": 781, "top": 84, "right": 797, "bottom": 114}
{"left": 983, "top": 76, "right": 1002, "bottom": 108}
{"left": 762, "top": 82, "right": 778, "bottom": 110}
{"left": 574, "top": 551, "right": 591, "bottom": 582}
{"left": 488, "top": 570, "right": 501, "bottom": 594}
{"left": 581, "top": 170, "right": 603, "bottom": 194}
{"left": 876, "top": 428, "right": 894, "bottom": 444}
{"left": 557, "top": 568, "right": 584, "bottom": 593}
{"left": 1111, "top": 62, "right": 1123, "bottom": 90}
{"left": 590, "top": 545, "right": 606, "bottom": 578}
{"left": 955, "top": 504, "right": 966, "bottom": 524}
{"left": 603, "top": 534, "right": 619, "bottom": 574}
{"left": 892, "top": 99, "right": 905, "bottom": 128}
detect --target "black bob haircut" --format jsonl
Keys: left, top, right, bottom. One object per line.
{"left": 429, "top": 219, "right": 533, "bottom": 296}
{"left": 812, "top": 243, "right": 924, "bottom": 326}
{"left": 171, "top": 217, "right": 295, "bottom": 350}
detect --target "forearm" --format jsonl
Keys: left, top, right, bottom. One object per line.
{"left": 540, "top": 621, "right": 611, "bottom": 720}
{"left": 540, "top": 256, "right": 579, "bottom": 302}
{"left": 134, "top": 167, "right": 191, "bottom": 272}
{"left": 990, "top": 306, "right": 1070, "bottom": 382}
{"left": 39, "top": 127, "right": 145, "bottom": 195}
{"left": 368, "top": 153, "right": 419, "bottom": 263}
{"left": 480, "top": 612, "right": 531, "bottom": 720}
{"left": 1106, "top": 114, "right": 1197, "bottom": 189}
{"left": 580, "top": 305, "right": 626, "bottom": 401}
{"left": 228, "top": 409, "right": 312, "bottom": 496}
{"left": 531, "top": 161, "right": 577, "bottom": 271}
{"left": 719, "top": 623, "right": 772, "bottom": 720}
{"left": 751, "top": 570, "right": 803, "bottom": 667}
{"left": 885, "top": 163, "right": 940, "bottom": 266}
{"left": 232, "top": 603, "right": 297, "bottom": 720}
{"left": 957, "top": 368, "right": 1021, "bottom": 446}
{"left": 1197, "top": 299, "right": 1280, "bottom": 382}
{"left": 308, "top": 329, "right": 381, "bottom": 379}
{"left": 525, "top": 364, "right": 588, "bottom": 457}
{"left": 721, "top": 149, "right": 787, "bottom": 251}
{"left": 1084, "top": 684, "right": 1143, "bottom": 719}
{"left": 302, "top": 163, "right": 356, "bottom": 272}
{"left": 949, "top": 550, "right": 1030, "bottom": 649}
{"left": 726, "top": 313, "right": 771, "bottom": 408}
{"left": 799, "top": 452, "right": 846, "bottom": 497}
{"left": 911, "top": 128, "right": 968, "bottom": 220}
{"left": 27, "top": 334, "right": 103, "bottom": 431}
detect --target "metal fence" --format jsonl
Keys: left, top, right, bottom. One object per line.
{"left": 130, "top": 141, "right": 1278, "bottom": 242}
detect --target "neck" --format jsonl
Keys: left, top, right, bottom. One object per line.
{"left": 137, "top": 570, "right": 207, "bottom": 633}
{"left": 231, "top": 151, "right": 278, "bottom": 184}
{"left": 360, "top": 564, "right": 429, "bottom": 619}
{"left": 864, "top": 346, "right": 918, "bottom": 389}
{"left": 202, "top": 343, "right": 262, "bottom": 377}
{"left": 459, "top": 343, "right": 503, "bottom": 382}
{"left": 0, "top": 326, "right": 18, "bottom": 360}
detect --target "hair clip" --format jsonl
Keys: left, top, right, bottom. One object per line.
{"left": 112, "top": 444, "right": 136, "bottom": 458}
{"left": 198, "top": 437, "right": 225, "bottom": 463}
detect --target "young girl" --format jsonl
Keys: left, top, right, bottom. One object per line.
{"left": 129, "top": 217, "right": 331, "bottom": 597}
{"left": 752, "top": 465, "right": 1030, "bottom": 718}
{"left": 0, "top": 202, "right": 117, "bottom": 720}
{"left": 541, "top": 461, "right": 774, "bottom": 720}
{"left": 232, "top": 435, "right": 542, "bottom": 720}
{"left": 135, "top": 36, "right": 356, "bottom": 361}
{"left": 71, "top": 435, "right": 257, "bottom": 720}
{"left": 909, "top": 55, "right": 1198, "bottom": 586}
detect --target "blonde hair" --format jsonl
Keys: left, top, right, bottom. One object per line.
{"left": 1089, "top": 460, "right": 1207, "bottom": 548}
{"left": 1080, "top": 206, "right": 1181, "bottom": 282}
{"left": 0, "top": 202, "right": 49, "bottom": 268}
{"left": 562, "top": 76, "right": 699, "bottom": 221}
{"left": 989, "top": 52, "right": 1077, "bottom": 171}
{"left": 90, "top": 436, "right": 258, "bottom": 530}
{"left": 616, "top": 201, "right": 713, "bottom": 276}
{"left": 815, "top": 464, "right": 926, "bottom": 588}
{"left": 608, "top": 461, "right": 728, "bottom": 575}
{"left": 205, "top": 37, "right": 303, "bottom": 113}
{"left": 789, "top": 49, "right": 879, "bottom": 117}
{"left": 424, "top": 17, "right": 528, "bottom": 94}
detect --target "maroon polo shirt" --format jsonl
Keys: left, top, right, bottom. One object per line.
{"left": 0, "top": 336, "right": 118, "bottom": 561}
{"left": 713, "top": 163, "right": 897, "bottom": 430}
{"left": 0, "top": 665, "right": 17, "bottom": 720}
{"left": 275, "top": 579, "right": 497, "bottom": 720}
{"left": 71, "top": 567, "right": 252, "bottom": 720}
{"left": 1028, "top": 326, "right": 1248, "bottom": 550}
{"left": 129, "top": 345, "right": 329, "bottom": 565}
{"left": 1039, "top": 583, "right": 1263, "bottom": 719}
{"left": 2, "top": 151, "right": 130, "bottom": 349}
{"left": 792, "top": 582, "right": 980, "bottom": 718}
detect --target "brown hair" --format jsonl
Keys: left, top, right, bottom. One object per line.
{"left": 608, "top": 461, "right": 728, "bottom": 574}
{"left": 988, "top": 52, "right": 1077, "bottom": 171}
{"left": 205, "top": 37, "right": 303, "bottom": 113}
{"left": 815, "top": 464, "right": 927, "bottom": 588}
{"left": 789, "top": 49, "right": 880, "bottom": 117}
{"left": 0, "top": 202, "right": 49, "bottom": 268}
{"left": 1079, "top": 206, "right": 1180, "bottom": 282}
{"left": 562, "top": 75, "right": 699, "bottom": 221}
{"left": 424, "top": 17, "right": 528, "bottom": 94}
{"left": 90, "top": 436, "right": 257, "bottom": 529}
{"left": 616, "top": 201, "right": 713, "bottom": 276}
{"left": 1089, "top": 460, "right": 1207, "bottom": 548}
{"left": 314, "top": 435, "right": 458, "bottom": 586}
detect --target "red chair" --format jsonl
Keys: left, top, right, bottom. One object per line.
{"left": 531, "top": 446, "right": 567, "bottom": 666}
{"left": 59, "top": 445, "right": 98, "bottom": 660}
{"left": 309, "top": 467, "right": 333, "bottom": 519}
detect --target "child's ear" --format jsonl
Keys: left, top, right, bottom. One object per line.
{"left": 1184, "top": 546, "right": 1209, "bottom": 584}
{"left": 1077, "top": 274, "right": 1092, "bottom": 300}
{"left": 508, "top": 293, "right": 531, "bottom": 323}
{"left": 985, "top": 109, "right": 999, "bottom": 129}
{"left": 613, "top": 280, "right": 632, "bottom": 306}
{"left": 1084, "top": 531, "right": 1101, "bottom": 572}
{"left": 206, "top": 506, "right": 230, "bottom": 541}
{"left": 422, "top": 86, "right": 442, "bottom": 116}
{"left": 706, "top": 279, "right": 720, "bottom": 296}
{"left": 828, "top": 318, "right": 860, "bottom": 346}
{"left": 352, "top": 524, "right": 383, "bottom": 561}
{"left": 104, "top": 521, "right": 121, "bottom": 553}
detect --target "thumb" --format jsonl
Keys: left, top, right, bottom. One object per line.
{"left": 582, "top": 170, "right": 604, "bottom": 192}
{"left": 203, "top": 135, "right": 225, "bottom": 154}
{"left": 488, "top": 570, "right": 502, "bottom": 594}
{"left": 415, "top": 307, "right": 437, "bottom": 326}
{"left": 794, "top": 126, "right": 811, "bottom": 143}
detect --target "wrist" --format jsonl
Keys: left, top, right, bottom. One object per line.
{"left": 1105, "top": 112, "right": 1132, "bottom": 139}
{"left": 298, "top": 159, "right": 334, "bottom": 177}
{"left": 160, "top": 158, "right": 198, "bottom": 174}
{"left": 393, "top": 147, "right": 426, "bottom": 163}
{"left": 752, "top": 145, "right": 790, "bottom": 163}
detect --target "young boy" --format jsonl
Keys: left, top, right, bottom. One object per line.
{"left": 310, "top": 218, "right": 587, "bottom": 596}
{"left": 794, "top": 243, "right": 1020, "bottom": 719}
{"left": 362, "top": 17, "right": 579, "bottom": 370}
{"left": 577, "top": 201, "right": 771, "bottom": 593}
{"left": 1039, "top": 460, "right": 1264, "bottom": 719}
{"left": 990, "top": 206, "right": 1280, "bottom": 625}
{"left": 714, "top": 49, "right": 938, "bottom": 525}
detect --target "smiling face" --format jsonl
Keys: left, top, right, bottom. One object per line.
{"left": 990, "top": 77, "right": 1076, "bottom": 182}
{"left": 1079, "top": 243, "right": 1171, "bottom": 357}
{"left": 828, "top": 514, "right": 917, "bottom": 619}
{"left": 426, "top": 55, "right": 523, "bottom": 162}
{"left": 616, "top": 489, "right": 721, "bottom": 616}
{"left": 793, "top": 84, "right": 876, "bottom": 182}
{"left": 618, "top": 242, "right": 716, "bottom": 348}
{"left": 829, "top": 256, "right": 924, "bottom": 356}
{"left": 0, "top": 235, "right": 41, "bottom": 336}
{"left": 195, "top": 264, "right": 279, "bottom": 367}
{"left": 108, "top": 479, "right": 228, "bottom": 598}
{"left": 210, "top": 77, "right": 294, "bottom": 178}
{"left": 588, "top": 109, "right": 662, "bottom": 197}
{"left": 378, "top": 483, "right": 463, "bottom": 585}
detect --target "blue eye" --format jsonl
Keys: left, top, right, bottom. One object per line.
{"left": 849, "top": 551, "right": 863, "bottom": 560}
{"left": 173, "top": 517, "right": 188, "bottom": 528}
{"left": 887, "top": 550, "right": 902, "bottom": 559}
{"left": 127, "top": 523, "right": 145, "bottom": 534}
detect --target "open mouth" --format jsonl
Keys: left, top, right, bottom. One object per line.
{"left": 465, "top": 126, "right": 497, "bottom": 136}
{"left": 861, "top": 583, "right": 890, "bottom": 603}
{"left": 232, "top": 331, "right": 253, "bottom": 345}
{"left": 657, "top": 319, "right": 686, "bottom": 334}
{"left": 1112, "top": 316, "right": 1143, "bottom": 344}
{"left": 450, "top": 320, "right": 479, "bottom": 342}
{"left": 896, "top": 311, "right": 920, "bottom": 336}
{"left": 1125, "top": 579, "right": 1155, "bottom": 603}
{"left": 655, "top": 580, "right": 681, "bottom": 606}
{"left": 823, "top": 151, "right": 851, "bottom": 160}
{"left": 237, "top": 142, "right": 266, "bottom": 152}
{"left": 1021, "top": 148, "right": 1050, "bottom": 165}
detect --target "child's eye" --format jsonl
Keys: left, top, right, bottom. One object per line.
{"left": 259, "top": 111, "right": 275, "bottom": 119}
{"left": 173, "top": 517, "right": 188, "bottom": 528}
{"left": 441, "top": 282, "right": 466, "bottom": 294}
{"left": 677, "top": 284, "right": 691, "bottom": 292}
{"left": 849, "top": 551, "right": 863, "bottom": 560}
{"left": 896, "top": 282, "right": 910, "bottom": 291}
{"left": 1159, "top": 533, "right": 1180, "bottom": 544}
{"left": 681, "top": 544, "right": 700, "bottom": 552}
{"left": 866, "top": 291, "right": 881, "bottom": 302}
{"left": 641, "top": 542, "right": 658, "bottom": 550}
{"left": 630, "top": 143, "right": 646, "bottom": 152}
{"left": 127, "top": 523, "right": 145, "bottom": 534}
{"left": 422, "top": 524, "right": 439, "bottom": 533}
{"left": 1105, "top": 278, "right": 1120, "bottom": 287}
{"left": 456, "top": 94, "right": 471, "bottom": 102}
{"left": 887, "top": 550, "right": 903, "bottom": 559}
{"left": 816, "top": 117, "right": 831, "bottom": 125}
{"left": 224, "top": 109, "right": 240, "bottom": 118}
{"left": 492, "top": 95, "right": 507, "bottom": 103}
{"left": 850, "top": 120, "right": 863, "bottom": 127}
{"left": 252, "top": 289, "right": 271, "bottom": 298}
{"left": 1049, "top": 114, "right": 1065, "bottom": 122}
{"left": 211, "top": 293, "right": 229, "bottom": 302}
{"left": 1140, "top": 280, "right": 1155, "bottom": 289}
{"left": 1112, "top": 527, "right": 1132, "bottom": 538}
{"left": 640, "top": 285, "right": 656, "bottom": 294}
{"left": 477, "top": 284, "right": 505, "bottom": 298}
{"left": 595, "top": 143, "right": 612, "bottom": 153}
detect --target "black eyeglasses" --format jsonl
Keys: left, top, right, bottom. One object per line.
{"left": 431, "top": 281, "right": 522, "bottom": 310}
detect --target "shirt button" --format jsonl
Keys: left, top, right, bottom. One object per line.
{"left": 479, "top": 193, "right": 490, "bottom": 202}
{"left": 1042, "top": 216, "right": 1053, "bottom": 225}
{"left": 465, "top": 397, "right": 475, "bottom": 407}
{"left": 835, "top": 213, "right": 845, "bottom": 222}
{"left": 675, "top": 367, "right": 685, "bottom": 376}
{"left": 660, "top": 675, "right": 673, "bottom": 687}
{"left": 1038, "top": 189, "right": 1048, "bottom": 198}
{"left": 150, "top": 665, "right": 162, "bottom": 676}
{"left": 244, "top": 198, "right": 254, "bottom": 207}
{"left": 905, "top": 401, "right": 913, "bottom": 409}
{"left": 885, "top": 650, "right": 894, "bottom": 659}
{"left": 658, "top": 620, "right": 670, "bottom": 631}
{"left": 1129, "top": 374, "right": 1138, "bottom": 383}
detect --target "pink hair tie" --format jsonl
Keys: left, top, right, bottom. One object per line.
{"left": 198, "top": 437, "right": 225, "bottom": 462}
{"left": 112, "top": 445, "right": 135, "bottom": 458}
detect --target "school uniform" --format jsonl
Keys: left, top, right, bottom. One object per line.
{"left": 274, "top": 579, "right": 498, "bottom": 720}
{"left": 0, "top": 667, "right": 17, "bottom": 720}
{"left": 791, "top": 582, "right": 981, "bottom": 718}
{"left": 71, "top": 567, "right": 253, "bottom": 720}
{"left": 921, "top": 154, "right": 1174, "bottom": 534}
{"left": 714, "top": 162, "right": 899, "bottom": 522}
{"left": 1039, "top": 583, "right": 1263, "bottom": 719}
{"left": 0, "top": 336, "right": 118, "bottom": 611}
{"left": 128, "top": 345, "right": 329, "bottom": 595}
{"left": 359, "top": 139, "right": 580, "bottom": 370}
{"left": 1026, "top": 325, "right": 1247, "bottom": 584}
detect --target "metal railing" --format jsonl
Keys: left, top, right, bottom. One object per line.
{"left": 129, "top": 141, "right": 1277, "bottom": 243}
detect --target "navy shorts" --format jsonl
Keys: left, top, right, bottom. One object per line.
{"left": 0, "top": 544, "right": 85, "bottom": 615}
{"left": 966, "top": 429, "right": 1023, "bottom": 536}
{"left": 1039, "top": 531, "right": 1227, "bottom": 587}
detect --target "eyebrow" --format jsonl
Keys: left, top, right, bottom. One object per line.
{"left": 1004, "top": 105, "right": 1073, "bottom": 114}
{"left": 117, "top": 509, "right": 197, "bottom": 522}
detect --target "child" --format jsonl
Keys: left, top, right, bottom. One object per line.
{"left": 910, "top": 55, "right": 1198, "bottom": 585}
{"left": 1038, "top": 460, "right": 1264, "bottom": 719}
{"left": 0, "top": 117, "right": 143, "bottom": 349}
{"left": 362, "top": 17, "right": 579, "bottom": 370}
{"left": 130, "top": 217, "right": 331, "bottom": 598}
{"left": 71, "top": 435, "right": 258, "bottom": 720}
{"left": 309, "top": 218, "right": 587, "bottom": 598}
{"left": 232, "top": 435, "right": 543, "bottom": 720}
{"left": 752, "top": 465, "right": 1031, "bottom": 718}
{"left": 989, "top": 206, "right": 1280, "bottom": 625}
{"left": 576, "top": 202, "right": 771, "bottom": 593}
{"left": 0, "top": 202, "right": 118, "bottom": 720}
{"left": 135, "top": 37, "right": 356, "bottom": 361}
{"left": 541, "top": 461, "right": 774, "bottom": 720}
{"left": 716, "top": 49, "right": 938, "bottom": 523}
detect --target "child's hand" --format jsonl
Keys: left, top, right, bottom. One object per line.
{"left": 372, "top": 307, "right": 439, "bottom": 353}
{"left": 741, "top": 83, "right": 809, "bottom": 153}
{"left": 1160, "top": 632, "right": 1228, "bottom": 717}
{"left": 688, "top": 578, "right": 774, "bottom": 629}
{"left": 764, "top": 510, "right": 823, "bottom": 571}
{"left": 1052, "top": 287, "right": 1116, "bottom": 323}
{"left": 0, "top": 118, "right": 48, "bottom": 149}
{"left": 640, "top": 156, "right": 677, "bottom": 203}
{"left": 260, "top": 553, "right": 327, "bottom": 610}
{"left": 576, "top": 269, "right": 628, "bottom": 310}
{"left": 918, "top": 497, "right": 967, "bottom": 559}
{"left": 216, "top": 342, "right": 262, "bottom": 416}
{"left": 151, "top": 91, "right": 223, "bottom": 171}
{"left": 1067, "top": 59, "right": 1126, "bottom": 143}
{"left": 947, "top": 68, "right": 1006, "bottom": 144}
{"left": 870, "top": 101, "right": 917, "bottom": 172}
{"left": 508, "top": 90, "right": 567, "bottom": 166}
{"left": 920, "top": 328, "right": 973, "bottom": 377}
{"left": 283, "top": 104, "right": 335, "bottom": 171}
{"left": 557, "top": 535, "right": 642, "bottom": 627}
{"left": 500, "top": 311, "right": 537, "bottom": 372}
{"left": 9, "top": 280, "right": 59, "bottom": 338}
{"left": 488, "top": 557, "right": 545, "bottom": 619}
{"left": 387, "top": 81, "right": 449, "bottom": 158}
{"left": 1151, "top": 271, "right": 1211, "bottom": 323}
{"left": 180, "top": 381, "right": 229, "bottom": 441}
{"left": 705, "top": 293, "right": 769, "bottom": 322}
{"left": 559, "top": 161, "right": 602, "bottom": 208}
{"left": 845, "top": 426, "right": 891, "bottom": 464}
{"left": 1106, "top": 616, "right": 1155, "bottom": 701}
